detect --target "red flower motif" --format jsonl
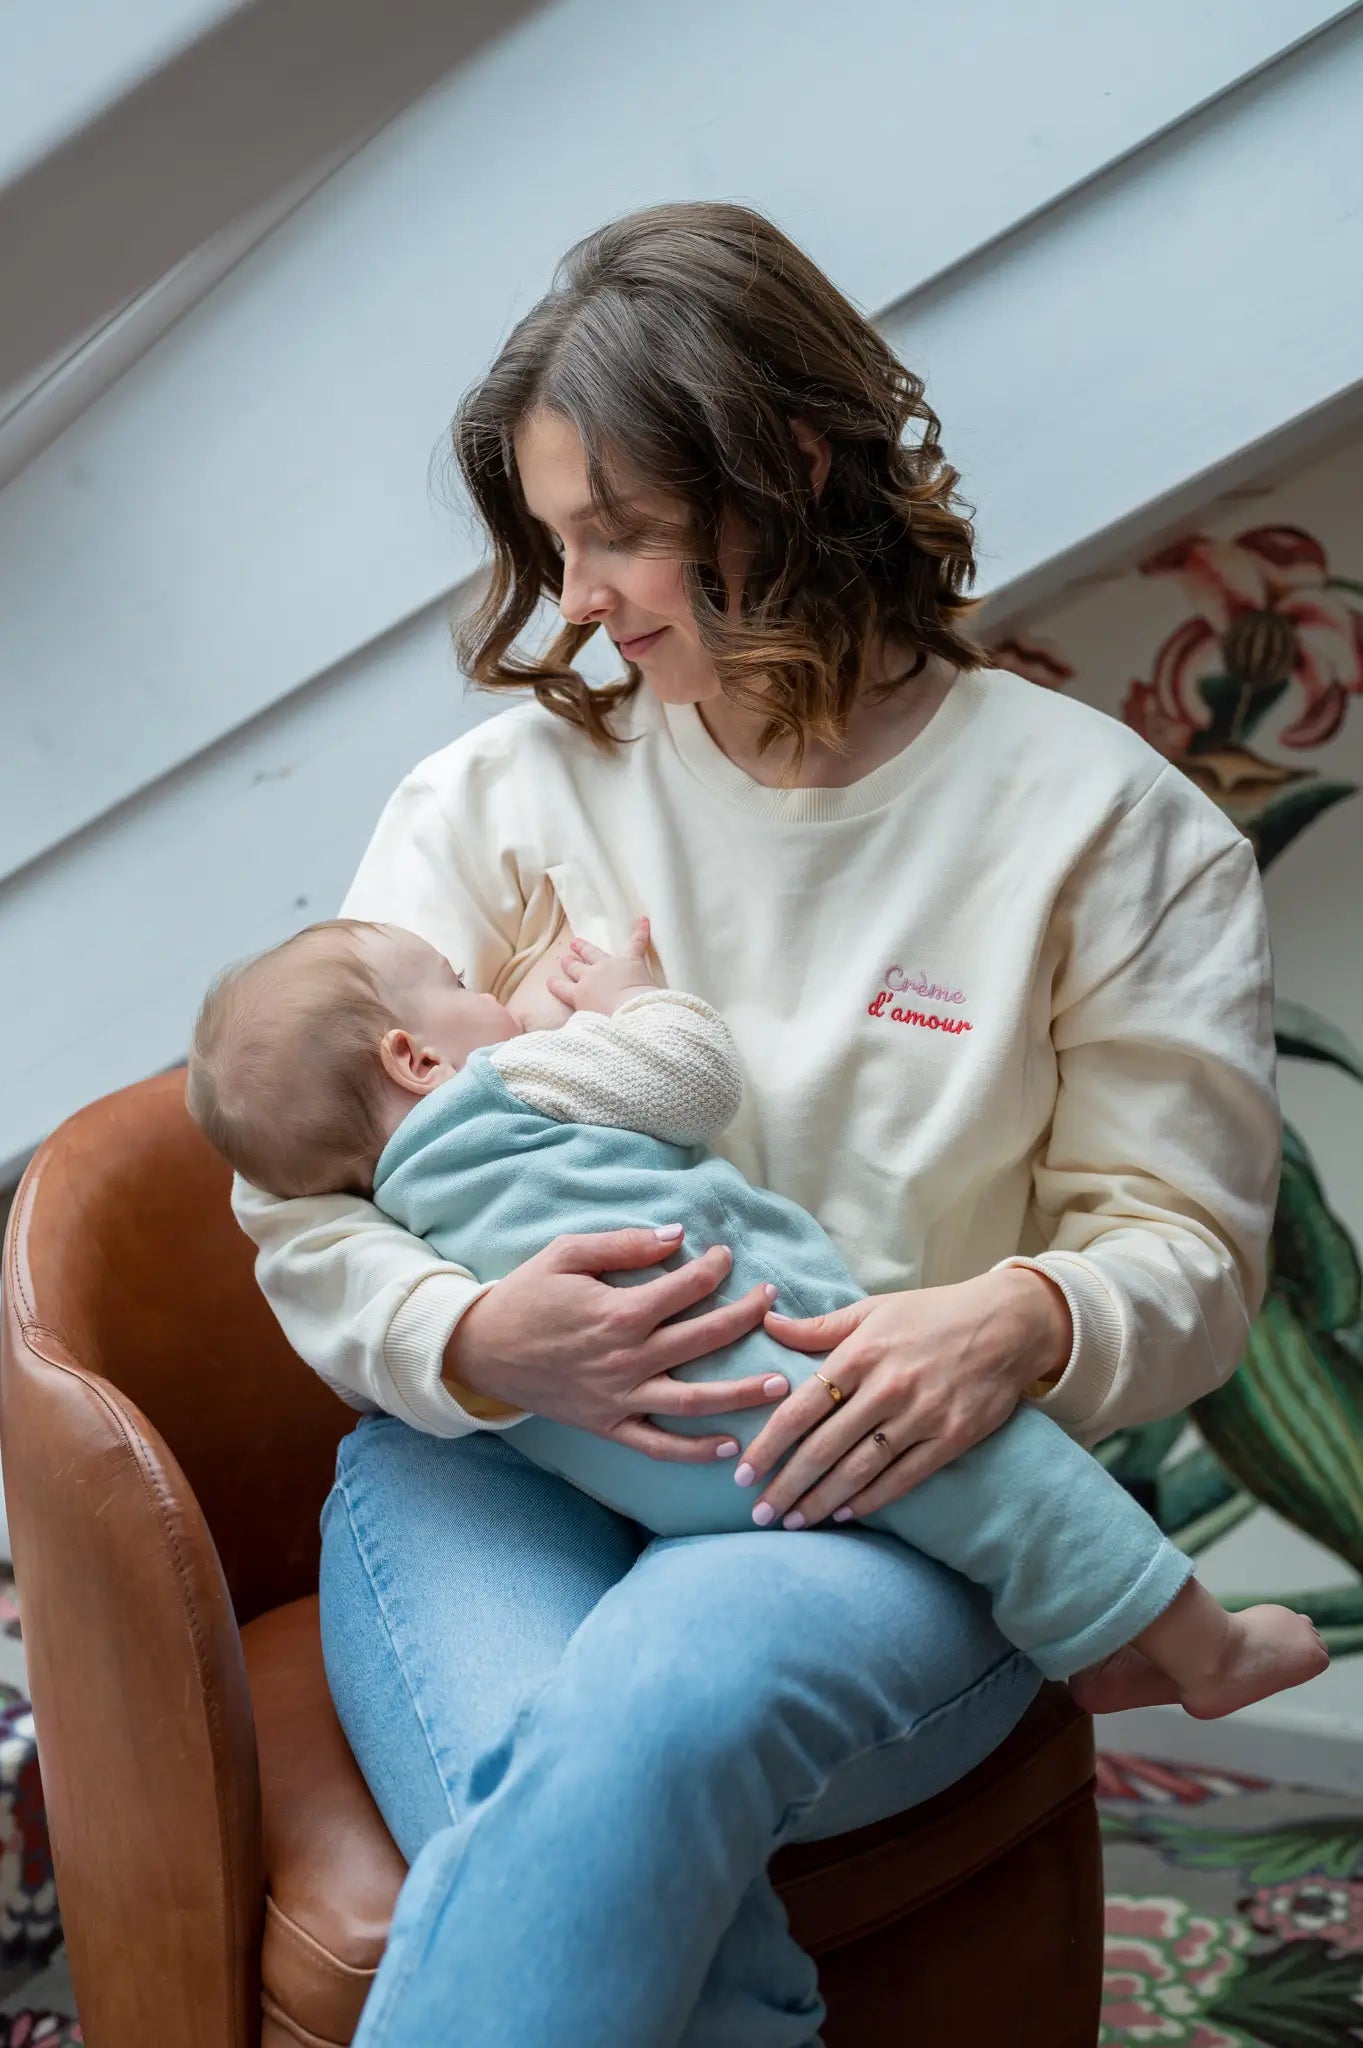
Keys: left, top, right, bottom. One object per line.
{"left": 1246, "top": 1876, "right": 1363, "bottom": 1951}
{"left": 1139, "top": 525, "right": 1363, "bottom": 749}
{"left": 986, "top": 633, "right": 1075, "bottom": 692}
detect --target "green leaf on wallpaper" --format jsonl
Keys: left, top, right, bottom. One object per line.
{"left": 1209, "top": 1938, "right": 1363, "bottom": 2048}
{"left": 1156, "top": 1444, "right": 1257, "bottom": 1554}
{"left": 1094, "top": 1416, "right": 1186, "bottom": 1484}
{"left": 1254, "top": 781, "right": 1356, "bottom": 872}
{"left": 1275, "top": 999, "right": 1363, "bottom": 1086}
{"left": 1272, "top": 1126, "right": 1362, "bottom": 1332}
{"left": 1196, "top": 1297, "right": 1363, "bottom": 1574}
{"left": 1109, "top": 1812, "right": 1363, "bottom": 1884}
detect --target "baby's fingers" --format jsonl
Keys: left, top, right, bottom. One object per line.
{"left": 568, "top": 936, "right": 604, "bottom": 964}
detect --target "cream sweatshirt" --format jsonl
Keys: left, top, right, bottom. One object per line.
{"left": 232, "top": 666, "right": 1281, "bottom": 1448}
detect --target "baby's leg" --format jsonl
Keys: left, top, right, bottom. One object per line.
{"left": 512, "top": 1260, "right": 1327, "bottom": 1713}
{"left": 861, "top": 1400, "right": 1196, "bottom": 1679}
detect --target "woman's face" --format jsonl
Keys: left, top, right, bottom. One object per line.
{"left": 513, "top": 408, "right": 754, "bottom": 706}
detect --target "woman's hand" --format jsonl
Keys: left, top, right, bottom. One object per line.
{"left": 446, "top": 1226, "right": 789, "bottom": 1461}
{"left": 733, "top": 1268, "right": 1073, "bottom": 1528}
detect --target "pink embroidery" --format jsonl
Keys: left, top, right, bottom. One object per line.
{"left": 883, "top": 965, "right": 966, "bottom": 1005}
{"left": 868, "top": 987, "right": 973, "bottom": 1035}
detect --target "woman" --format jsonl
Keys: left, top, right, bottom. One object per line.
{"left": 234, "top": 200, "right": 1280, "bottom": 2046}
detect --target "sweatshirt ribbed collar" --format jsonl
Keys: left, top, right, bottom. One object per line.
{"left": 658, "top": 667, "right": 987, "bottom": 823}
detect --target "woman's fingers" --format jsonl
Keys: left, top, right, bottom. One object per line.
{"left": 546, "top": 1226, "right": 692, "bottom": 1276}
{"left": 633, "top": 1363, "right": 787, "bottom": 1420}
{"left": 733, "top": 1347, "right": 866, "bottom": 1485}
{"left": 626, "top": 1241, "right": 737, "bottom": 1322}
{"left": 641, "top": 1281, "right": 780, "bottom": 1372}
{"left": 610, "top": 1417, "right": 743, "bottom": 1463}
{"left": 833, "top": 1439, "right": 954, "bottom": 1519}
{"left": 763, "top": 1303, "right": 869, "bottom": 1353}
{"left": 766, "top": 1423, "right": 922, "bottom": 1528}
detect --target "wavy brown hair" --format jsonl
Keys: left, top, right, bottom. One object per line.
{"left": 445, "top": 199, "right": 984, "bottom": 777}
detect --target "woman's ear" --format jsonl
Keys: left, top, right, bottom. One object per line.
{"left": 379, "top": 1028, "right": 444, "bottom": 1096}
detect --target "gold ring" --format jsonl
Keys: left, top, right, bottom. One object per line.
{"left": 813, "top": 1371, "right": 844, "bottom": 1405}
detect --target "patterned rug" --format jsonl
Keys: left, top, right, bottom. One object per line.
{"left": 1098, "top": 1750, "right": 1363, "bottom": 2044}
{"left": 1, "top": 1543, "right": 1361, "bottom": 2048}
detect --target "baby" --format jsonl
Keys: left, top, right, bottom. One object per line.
{"left": 187, "top": 913, "right": 1328, "bottom": 1718}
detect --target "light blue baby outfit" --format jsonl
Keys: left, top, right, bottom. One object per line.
{"left": 374, "top": 1046, "right": 1193, "bottom": 1680}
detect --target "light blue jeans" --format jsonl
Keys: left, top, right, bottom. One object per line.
{"left": 322, "top": 1415, "right": 1045, "bottom": 2048}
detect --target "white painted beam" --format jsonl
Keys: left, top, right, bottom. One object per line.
{"left": 0, "top": 0, "right": 1349, "bottom": 881}
{"left": 0, "top": 0, "right": 550, "bottom": 392}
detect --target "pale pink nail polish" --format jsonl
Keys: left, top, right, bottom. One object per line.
{"left": 763, "top": 1376, "right": 787, "bottom": 1397}
{"left": 752, "top": 1502, "right": 775, "bottom": 1527}
{"left": 715, "top": 1441, "right": 739, "bottom": 1459}
{"left": 783, "top": 1511, "right": 806, "bottom": 1530}
{"left": 733, "top": 1462, "right": 756, "bottom": 1487}
{"left": 833, "top": 1507, "right": 855, "bottom": 1522}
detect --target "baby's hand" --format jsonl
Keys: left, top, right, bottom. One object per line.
{"left": 547, "top": 916, "right": 659, "bottom": 1017}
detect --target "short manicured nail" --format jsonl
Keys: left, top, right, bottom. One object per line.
{"left": 763, "top": 1376, "right": 788, "bottom": 1397}
{"left": 751, "top": 1502, "right": 775, "bottom": 1527}
{"left": 715, "top": 1440, "right": 739, "bottom": 1459}
{"left": 763, "top": 1284, "right": 777, "bottom": 1304}
{"left": 655, "top": 1224, "right": 683, "bottom": 1239}
{"left": 833, "top": 1507, "right": 855, "bottom": 1522}
{"left": 783, "top": 1512, "right": 806, "bottom": 1530}
{"left": 733, "top": 1462, "right": 756, "bottom": 1487}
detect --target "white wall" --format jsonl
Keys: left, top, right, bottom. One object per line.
{"left": 2, "top": 0, "right": 1362, "bottom": 1176}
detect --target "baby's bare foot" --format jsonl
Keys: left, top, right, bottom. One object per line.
{"left": 1180, "top": 1606, "right": 1329, "bottom": 1720}
{"left": 1070, "top": 1644, "right": 1183, "bottom": 1715}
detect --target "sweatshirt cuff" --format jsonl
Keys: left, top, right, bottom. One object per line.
{"left": 989, "top": 1251, "right": 1127, "bottom": 1431}
{"left": 385, "top": 1274, "right": 526, "bottom": 1435}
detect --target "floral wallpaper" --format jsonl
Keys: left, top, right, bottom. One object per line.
{"left": 989, "top": 431, "right": 1363, "bottom": 1664}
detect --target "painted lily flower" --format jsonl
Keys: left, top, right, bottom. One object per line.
{"left": 1137, "top": 525, "right": 1363, "bottom": 749}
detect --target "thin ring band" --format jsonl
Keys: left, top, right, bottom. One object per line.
{"left": 813, "top": 1371, "right": 844, "bottom": 1405}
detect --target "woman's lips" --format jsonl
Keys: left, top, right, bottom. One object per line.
{"left": 619, "top": 628, "right": 666, "bottom": 659}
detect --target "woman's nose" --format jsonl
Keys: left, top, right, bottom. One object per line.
{"left": 558, "top": 562, "right": 614, "bottom": 628}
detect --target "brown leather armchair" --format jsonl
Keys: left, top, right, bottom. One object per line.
{"left": 1, "top": 1071, "right": 1104, "bottom": 2046}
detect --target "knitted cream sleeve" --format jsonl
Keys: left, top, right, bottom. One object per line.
{"left": 486, "top": 988, "right": 743, "bottom": 1145}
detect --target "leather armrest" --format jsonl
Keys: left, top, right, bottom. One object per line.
{"left": 2, "top": 1182, "right": 266, "bottom": 2048}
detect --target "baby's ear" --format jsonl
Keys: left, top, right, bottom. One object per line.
{"left": 379, "top": 1028, "right": 441, "bottom": 1095}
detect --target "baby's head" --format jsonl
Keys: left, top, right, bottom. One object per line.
{"left": 186, "top": 919, "right": 522, "bottom": 1197}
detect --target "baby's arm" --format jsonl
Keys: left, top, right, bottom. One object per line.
{"left": 486, "top": 920, "right": 743, "bottom": 1147}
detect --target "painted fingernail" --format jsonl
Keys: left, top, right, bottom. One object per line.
{"left": 733, "top": 1462, "right": 756, "bottom": 1486}
{"left": 763, "top": 1376, "right": 788, "bottom": 1396}
{"left": 715, "top": 1440, "right": 739, "bottom": 1459}
{"left": 763, "top": 1284, "right": 777, "bottom": 1304}
{"left": 752, "top": 1502, "right": 776, "bottom": 1527}
{"left": 783, "top": 1512, "right": 806, "bottom": 1530}
{"left": 655, "top": 1224, "right": 684, "bottom": 1239}
{"left": 833, "top": 1507, "right": 855, "bottom": 1522}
